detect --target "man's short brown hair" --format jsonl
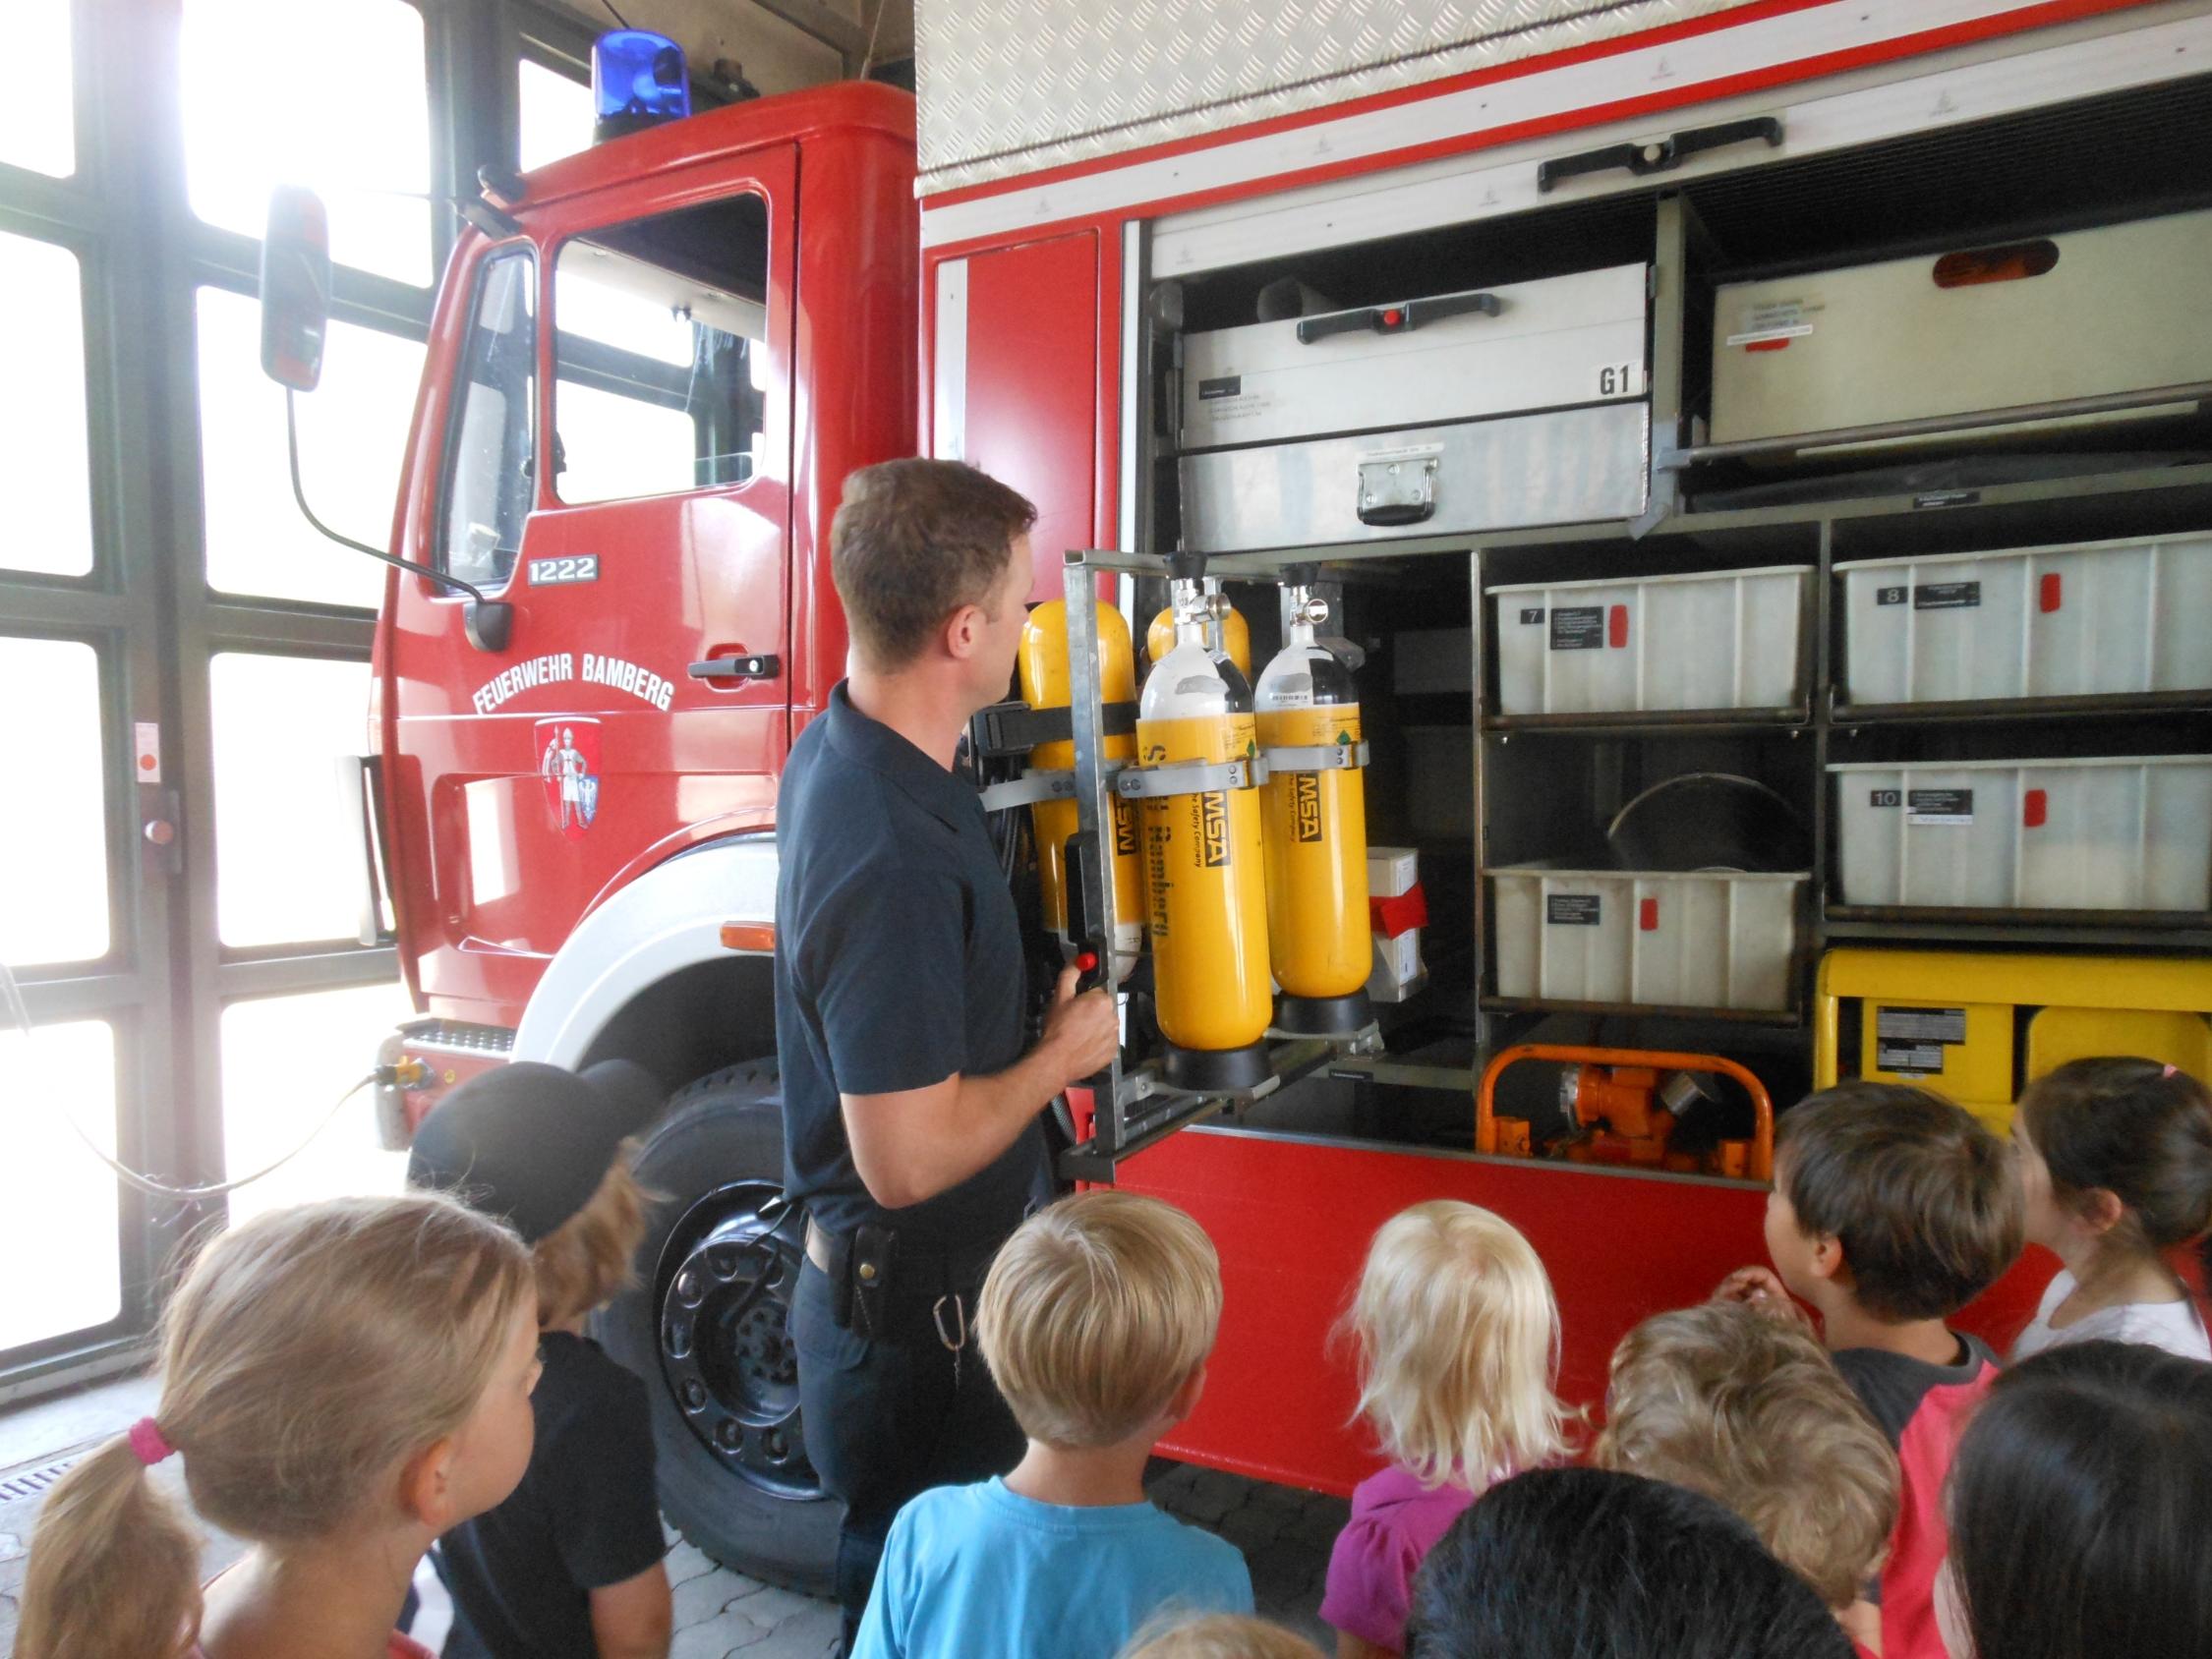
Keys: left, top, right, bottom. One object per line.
{"left": 1775, "top": 1082, "right": 2022, "bottom": 1322}
{"left": 829, "top": 459, "right": 1036, "bottom": 670}
{"left": 1595, "top": 1302, "right": 1899, "bottom": 1609}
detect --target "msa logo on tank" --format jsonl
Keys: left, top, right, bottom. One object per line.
{"left": 1113, "top": 798, "right": 1138, "bottom": 860}
{"left": 536, "top": 718, "right": 602, "bottom": 839}
{"left": 1196, "top": 791, "right": 1230, "bottom": 868}
{"left": 1291, "top": 772, "right": 1324, "bottom": 843}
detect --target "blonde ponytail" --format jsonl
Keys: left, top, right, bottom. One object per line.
{"left": 15, "top": 1191, "right": 533, "bottom": 1659}
{"left": 15, "top": 1437, "right": 201, "bottom": 1659}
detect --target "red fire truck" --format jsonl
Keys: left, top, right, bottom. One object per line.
{"left": 271, "top": 0, "right": 2212, "bottom": 1590}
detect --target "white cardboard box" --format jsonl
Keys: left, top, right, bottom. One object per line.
{"left": 1368, "top": 846, "right": 1420, "bottom": 898}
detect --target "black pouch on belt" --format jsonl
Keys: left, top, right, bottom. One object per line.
{"left": 846, "top": 1222, "right": 897, "bottom": 1336}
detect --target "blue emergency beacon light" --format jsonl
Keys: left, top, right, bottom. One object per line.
{"left": 593, "top": 29, "right": 691, "bottom": 143}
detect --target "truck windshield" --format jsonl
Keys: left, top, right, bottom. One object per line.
{"left": 553, "top": 192, "right": 769, "bottom": 505}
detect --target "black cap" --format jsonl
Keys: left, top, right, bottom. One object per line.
{"left": 407, "top": 1059, "right": 661, "bottom": 1243}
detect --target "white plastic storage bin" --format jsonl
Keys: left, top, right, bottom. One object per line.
{"left": 1832, "top": 756, "right": 2212, "bottom": 912}
{"left": 1839, "top": 532, "right": 2212, "bottom": 706}
{"left": 1490, "top": 566, "right": 1811, "bottom": 715}
{"left": 1489, "top": 867, "right": 1808, "bottom": 1011}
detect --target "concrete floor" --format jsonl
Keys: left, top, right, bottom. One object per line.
{"left": 1, "top": 1371, "right": 1348, "bottom": 1657}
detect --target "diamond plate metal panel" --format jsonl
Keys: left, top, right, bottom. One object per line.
{"left": 917, "top": 0, "right": 1763, "bottom": 194}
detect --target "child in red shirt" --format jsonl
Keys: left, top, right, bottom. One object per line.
{"left": 1718, "top": 1083, "right": 2023, "bottom": 1659}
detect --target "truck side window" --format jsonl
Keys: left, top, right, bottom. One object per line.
{"left": 439, "top": 248, "right": 537, "bottom": 590}
{"left": 552, "top": 193, "right": 768, "bottom": 504}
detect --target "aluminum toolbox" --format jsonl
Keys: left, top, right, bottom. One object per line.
{"left": 1179, "top": 263, "right": 1650, "bottom": 552}
{"left": 1831, "top": 756, "right": 2212, "bottom": 912}
{"left": 1710, "top": 206, "right": 2212, "bottom": 445}
{"left": 1181, "top": 264, "right": 1648, "bottom": 450}
{"left": 1838, "top": 532, "right": 2212, "bottom": 706}
{"left": 1490, "top": 866, "right": 1808, "bottom": 1012}
{"left": 1490, "top": 564, "right": 1811, "bottom": 715}
{"left": 1182, "top": 402, "right": 1649, "bottom": 552}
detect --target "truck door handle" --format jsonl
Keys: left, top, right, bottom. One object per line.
{"left": 688, "top": 654, "right": 780, "bottom": 680}
{"left": 1297, "top": 292, "right": 1500, "bottom": 344}
{"left": 1537, "top": 115, "right": 1782, "bottom": 193}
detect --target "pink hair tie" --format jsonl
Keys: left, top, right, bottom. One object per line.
{"left": 127, "top": 1417, "right": 176, "bottom": 1467}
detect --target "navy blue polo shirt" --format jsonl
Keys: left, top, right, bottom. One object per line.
{"left": 774, "top": 682, "right": 1046, "bottom": 1249}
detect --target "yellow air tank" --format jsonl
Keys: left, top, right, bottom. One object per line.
{"left": 1254, "top": 591, "right": 1373, "bottom": 1035}
{"left": 1135, "top": 592, "right": 1274, "bottom": 1091}
{"left": 1018, "top": 601, "right": 1143, "bottom": 977}
{"left": 1148, "top": 587, "right": 1251, "bottom": 681}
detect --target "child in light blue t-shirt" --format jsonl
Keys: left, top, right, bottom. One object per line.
{"left": 852, "top": 1192, "right": 1252, "bottom": 1659}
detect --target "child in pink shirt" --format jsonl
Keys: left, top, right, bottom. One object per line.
{"left": 1320, "top": 1203, "right": 1570, "bottom": 1658}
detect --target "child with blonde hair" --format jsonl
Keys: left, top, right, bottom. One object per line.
{"left": 1123, "top": 1612, "right": 1327, "bottom": 1658}
{"left": 2008, "top": 1057, "right": 2212, "bottom": 1362}
{"left": 15, "top": 1191, "right": 539, "bottom": 1659}
{"left": 852, "top": 1190, "right": 1252, "bottom": 1659}
{"left": 1595, "top": 1301, "right": 1898, "bottom": 1656}
{"left": 406, "top": 1059, "right": 673, "bottom": 1659}
{"left": 1322, "top": 1201, "right": 1570, "bottom": 1659}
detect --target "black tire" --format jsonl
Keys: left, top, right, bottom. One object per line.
{"left": 595, "top": 1061, "right": 840, "bottom": 1593}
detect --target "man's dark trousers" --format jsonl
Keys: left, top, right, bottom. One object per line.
{"left": 790, "top": 1259, "right": 1024, "bottom": 1648}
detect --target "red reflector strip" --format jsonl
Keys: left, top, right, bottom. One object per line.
{"left": 2023, "top": 788, "right": 2048, "bottom": 830}
{"left": 1639, "top": 897, "right": 1659, "bottom": 932}
{"left": 2039, "top": 573, "right": 2063, "bottom": 613}
{"left": 1744, "top": 337, "right": 1791, "bottom": 352}
{"left": 721, "top": 921, "right": 776, "bottom": 951}
{"left": 1608, "top": 604, "right": 1629, "bottom": 649}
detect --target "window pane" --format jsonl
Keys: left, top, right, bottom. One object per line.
{"left": 554, "top": 194, "right": 770, "bottom": 504}
{"left": 0, "top": 0, "right": 75, "bottom": 177}
{"left": 0, "top": 638, "right": 107, "bottom": 965}
{"left": 440, "top": 251, "right": 537, "bottom": 592}
{"left": 0, "top": 1021, "right": 121, "bottom": 1348}
{"left": 180, "top": 0, "right": 431, "bottom": 284}
{"left": 0, "top": 233, "right": 93, "bottom": 577}
{"left": 210, "top": 653, "right": 372, "bottom": 947}
{"left": 197, "top": 286, "right": 425, "bottom": 608}
{"left": 520, "top": 58, "right": 593, "bottom": 171}
{"left": 222, "top": 980, "right": 413, "bottom": 1227}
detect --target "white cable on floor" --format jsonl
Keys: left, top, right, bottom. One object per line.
{"left": 1, "top": 956, "right": 378, "bottom": 1203}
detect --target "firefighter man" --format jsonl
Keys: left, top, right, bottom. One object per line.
{"left": 773, "top": 459, "right": 1119, "bottom": 1644}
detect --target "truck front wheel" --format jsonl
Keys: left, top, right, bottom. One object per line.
{"left": 595, "top": 1061, "right": 840, "bottom": 1593}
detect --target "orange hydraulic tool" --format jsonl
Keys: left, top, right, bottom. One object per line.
{"left": 1477, "top": 1045, "right": 1775, "bottom": 1182}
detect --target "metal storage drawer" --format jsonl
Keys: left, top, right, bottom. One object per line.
{"left": 1180, "top": 401, "right": 1649, "bottom": 553}
{"left": 1491, "top": 564, "right": 1811, "bottom": 716}
{"left": 1831, "top": 756, "right": 2212, "bottom": 912}
{"left": 1490, "top": 866, "right": 1807, "bottom": 1012}
{"left": 1181, "top": 263, "right": 1649, "bottom": 451}
{"left": 1710, "top": 207, "right": 2212, "bottom": 444}
{"left": 1838, "top": 533, "right": 2212, "bottom": 707}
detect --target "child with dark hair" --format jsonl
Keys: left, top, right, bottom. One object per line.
{"left": 2008, "top": 1057, "right": 2212, "bottom": 1361}
{"left": 1716, "top": 1081, "right": 2023, "bottom": 1659}
{"left": 1940, "top": 1340, "right": 2212, "bottom": 1659}
{"left": 1403, "top": 1467, "right": 1852, "bottom": 1659}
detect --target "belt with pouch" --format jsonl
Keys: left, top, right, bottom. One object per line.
{"left": 805, "top": 1216, "right": 1000, "bottom": 1356}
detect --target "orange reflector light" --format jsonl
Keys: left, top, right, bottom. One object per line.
{"left": 1933, "top": 238, "right": 2059, "bottom": 288}
{"left": 721, "top": 921, "right": 776, "bottom": 952}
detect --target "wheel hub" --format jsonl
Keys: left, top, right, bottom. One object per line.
{"left": 658, "top": 1182, "right": 819, "bottom": 1498}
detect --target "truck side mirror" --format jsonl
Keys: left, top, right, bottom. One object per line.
{"left": 260, "top": 186, "right": 331, "bottom": 391}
